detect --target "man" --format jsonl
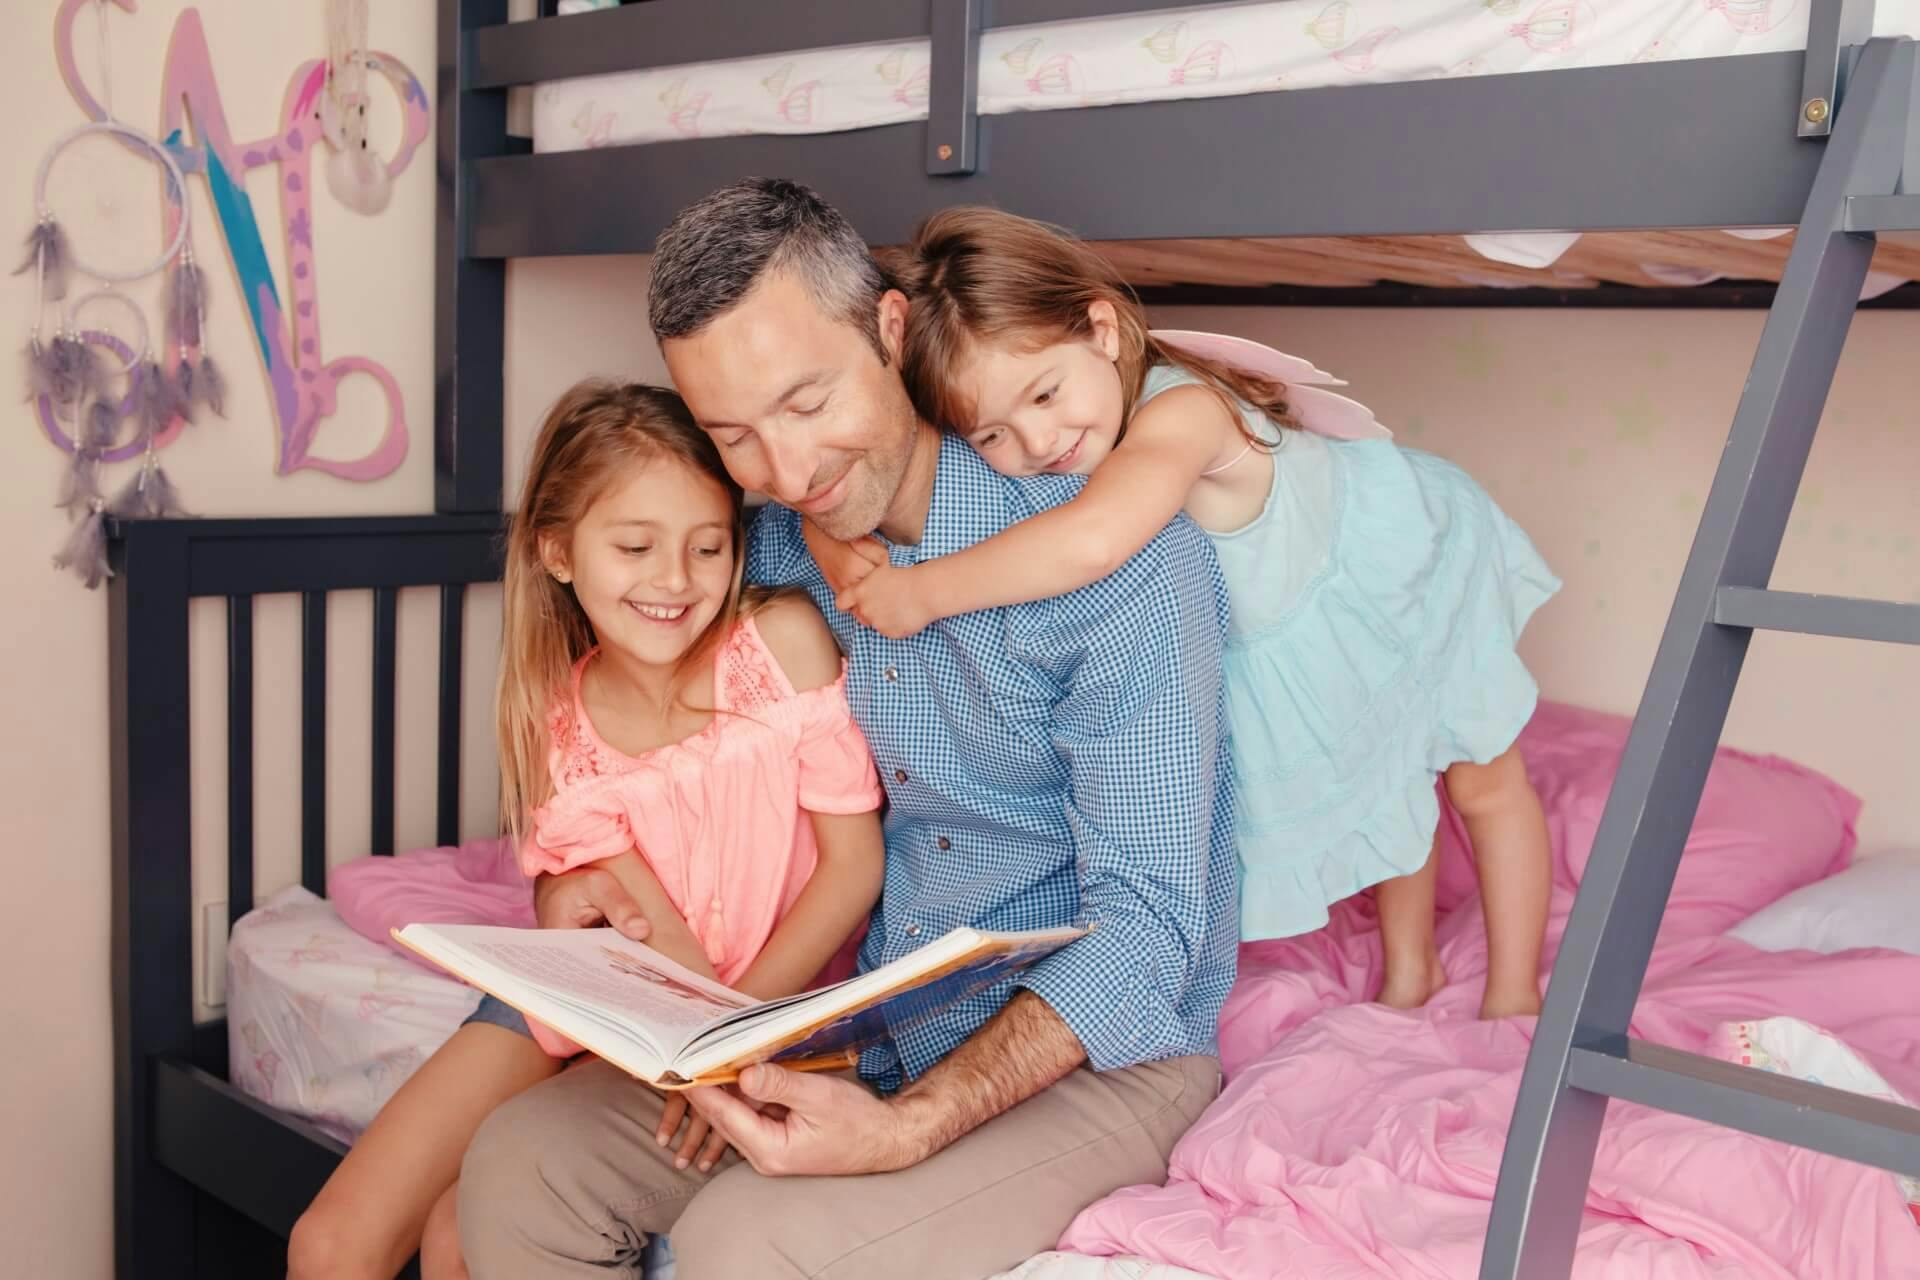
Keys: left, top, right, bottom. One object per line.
{"left": 459, "top": 178, "right": 1238, "bottom": 1278}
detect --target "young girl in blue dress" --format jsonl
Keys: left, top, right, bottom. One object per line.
{"left": 816, "top": 207, "right": 1559, "bottom": 1017}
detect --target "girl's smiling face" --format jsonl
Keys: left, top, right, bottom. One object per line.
{"left": 548, "top": 454, "right": 738, "bottom": 671}
{"left": 949, "top": 301, "right": 1126, "bottom": 478}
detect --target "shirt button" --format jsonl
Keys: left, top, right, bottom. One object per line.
{"left": 883, "top": 666, "right": 898, "bottom": 682}
{"left": 894, "top": 768, "right": 908, "bottom": 783}
{"left": 936, "top": 836, "right": 951, "bottom": 851}
{"left": 905, "top": 924, "right": 921, "bottom": 938}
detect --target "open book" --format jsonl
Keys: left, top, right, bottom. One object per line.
{"left": 393, "top": 921, "right": 1085, "bottom": 1088}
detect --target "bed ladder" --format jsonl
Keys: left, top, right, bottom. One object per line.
{"left": 1479, "top": 34, "right": 1920, "bottom": 1280}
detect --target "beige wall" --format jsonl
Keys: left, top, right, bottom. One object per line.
{"left": 0, "top": 3, "right": 655, "bottom": 1271}
{"left": 3, "top": 5, "right": 1916, "bottom": 1273}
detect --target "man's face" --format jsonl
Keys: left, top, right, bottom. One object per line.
{"left": 663, "top": 270, "right": 918, "bottom": 541}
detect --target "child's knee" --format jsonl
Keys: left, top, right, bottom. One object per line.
{"left": 287, "top": 1204, "right": 368, "bottom": 1280}
{"left": 1444, "top": 746, "right": 1531, "bottom": 817}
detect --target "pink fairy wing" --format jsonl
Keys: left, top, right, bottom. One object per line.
{"left": 1287, "top": 385, "right": 1393, "bottom": 441}
{"left": 1151, "top": 329, "right": 1344, "bottom": 385}
{"left": 1149, "top": 329, "right": 1391, "bottom": 440}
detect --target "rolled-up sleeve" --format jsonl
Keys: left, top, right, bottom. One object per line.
{"left": 1014, "top": 523, "right": 1235, "bottom": 1071}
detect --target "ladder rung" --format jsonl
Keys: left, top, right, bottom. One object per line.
{"left": 1715, "top": 586, "right": 1920, "bottom": 645}
{"left": 1846, "top": 193, "right": 1920, "bottom": 233}
{"left": 1567, "top": 1036, "right": 1920, "bottom": 1175}
{"left": 1846, "top": 194, "right": 1920, "bottom": 251}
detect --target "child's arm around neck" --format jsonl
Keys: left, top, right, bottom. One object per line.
{"left": 837, "top": 385, "right": 1241, "bottom": 637}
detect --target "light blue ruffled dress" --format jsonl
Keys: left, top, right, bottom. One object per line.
{"left": 1140, "top": 365, "right": 1562, "bottom": 941}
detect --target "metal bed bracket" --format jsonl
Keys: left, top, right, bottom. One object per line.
{"left": 1799, "top": 0, "right": 1876, "bottom": 137}
{"left": 928, "top": 0, "right": 984, "bottom": 175}
{"left": 1481, "top": 35, "right": 1920, "bottom": 1280}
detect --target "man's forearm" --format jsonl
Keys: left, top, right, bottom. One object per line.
{"left": 888, "top": 990, "right": 1087, "bottom": 1162}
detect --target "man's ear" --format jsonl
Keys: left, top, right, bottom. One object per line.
{"left": 538, "top": 533, "right": 573, "bottom": 586}
{"left": 876, "top": 288, "right": 910, "bottom": 367}
{"left": 1087, "top": 300, "right": 1121, "bottom": 361}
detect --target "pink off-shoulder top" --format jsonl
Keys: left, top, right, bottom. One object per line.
{"left": 522, "top": 614, "right": 881, "bottom": 992}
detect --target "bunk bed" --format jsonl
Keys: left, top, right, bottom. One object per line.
{"left": 109, "top": 0, "right": 1920, "bottom": 1276}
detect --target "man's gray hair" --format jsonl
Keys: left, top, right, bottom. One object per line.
{"left": 647, "top": 177, "right": 890, "bottom": 357}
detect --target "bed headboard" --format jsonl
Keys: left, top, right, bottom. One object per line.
{"left": 107, "top": 513, "right": 503, "bottom": 1268}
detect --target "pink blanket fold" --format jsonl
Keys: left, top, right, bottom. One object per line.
{"left": 330, "top": 836, "right": 536, "bottom": 975}
{"left": 1059, "top": 702, "right": 1920, "bottom": 1279}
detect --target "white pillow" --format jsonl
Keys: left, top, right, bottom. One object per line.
{"left": 1727, "top": 850, "right": 1920, "bottom": 956}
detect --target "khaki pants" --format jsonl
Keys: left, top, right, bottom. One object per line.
{"left": 457, "top": 1053, "right": 1220, "bottom": 1279}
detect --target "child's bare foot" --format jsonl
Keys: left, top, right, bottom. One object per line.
{"left": 1478, "top": 984, "right": 1542, "bottom": 1020}
{"left": 1376, "top": 946, "right": 1447, "bottom": 1009}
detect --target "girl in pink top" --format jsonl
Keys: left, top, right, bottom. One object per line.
{"left": 290, "top": 382, "right": 885, "bottom": 1280}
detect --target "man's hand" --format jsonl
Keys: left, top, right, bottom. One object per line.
{"left": 802, "top": 520, "right": 888, "bottom": 599}
{"left": 836, "top": 564, "right": 938, "bottom": 640}
{"left": 533, "top": 863, "right": 652, "bottom": 941}
{"left": 685, "top": 1065, "right": 925, "bottom": 1178}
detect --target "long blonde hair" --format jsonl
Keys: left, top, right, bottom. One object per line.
{"left": 886, "top": 206, "right": 1298, "bottom": 446}
{"left": 496, "top": 380, "right": 763, "bottom": 842}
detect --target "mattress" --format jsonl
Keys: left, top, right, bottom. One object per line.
{"left": 526, "top": 1, "right": 1920, "bottom": 291}
{"left": 228, "top": 885, "right": 480, "bottom": 1143}
{"left": 531, "top": 0, "right": 1920, "bottom": 156}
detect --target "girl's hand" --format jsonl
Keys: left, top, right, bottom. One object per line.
{"left": 836, "top": 565, "right": 937, "bottom": 640}
{"left": 657, "top": 1090, "right": 734, "bottom": 1173}
{"left": 802, "top": 519, "right": 887, "bottom": 598}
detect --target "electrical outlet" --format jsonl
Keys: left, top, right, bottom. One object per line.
{"left": 202, "top": 902, "right": 229, "bottom": 1009}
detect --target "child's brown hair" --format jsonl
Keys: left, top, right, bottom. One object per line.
{"left": 886, "top": 206, "right": 1298, "bottom": 446}
{"left": 496, "top": 380, "right": 765, "bottom": 840}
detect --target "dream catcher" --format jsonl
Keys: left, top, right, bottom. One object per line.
{"left": 18, "top": 0, "right": 224, "bottom": 588}
{"left": 322, "top": 0, "right": 391, "bottom": 215}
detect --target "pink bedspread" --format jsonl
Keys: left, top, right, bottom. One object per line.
{"left": 1059, "top": 702, "right": 1920, "bottom": 1279}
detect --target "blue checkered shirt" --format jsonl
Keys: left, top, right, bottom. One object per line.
{"left": 745, "top": 435, "right": 1239, "bottom": 1091}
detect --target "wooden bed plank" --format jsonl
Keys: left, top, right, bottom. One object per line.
{"left": 152, "top": 1059, "right": 426, "bottom": 1277}
{"left": 1082, "top": 230, "right": 1920, "bottom": 292}
{"left": 152, "top": 1058, "right": 347, "bottom": 1235}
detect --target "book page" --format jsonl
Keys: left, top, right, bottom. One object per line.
{"left": 459, "top": 935, "right": 748, "bottom": 1046}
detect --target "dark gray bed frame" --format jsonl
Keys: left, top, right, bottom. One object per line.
{"left": 112, "top": 0, "right": 1920, "bottom": 1275}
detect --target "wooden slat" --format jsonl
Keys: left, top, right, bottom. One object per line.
{"left": 1073, "top": 229, "right": 1920, "bottom": 292}
{"left": 300, "top": 592, "right": 326, "bottom": 895}
{"left": 371, "top": 588, "right": 398, "bottom": 857}
{"left": 437, "top": 584, "right": 465, "bottom": 849}
{"left": 226, "top": 597, "right": 254, "bottom": 931}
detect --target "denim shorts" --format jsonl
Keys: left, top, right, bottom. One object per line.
{"left": 463, "top": 992, "right": 534, "bottom": 1038}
